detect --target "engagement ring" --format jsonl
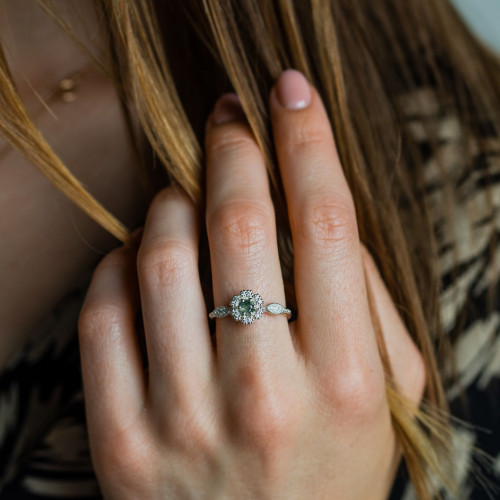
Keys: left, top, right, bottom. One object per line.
{"left": 209, "top": 289, "right": 292, "bottom": 324}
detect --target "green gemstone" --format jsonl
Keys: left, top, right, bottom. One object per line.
{"left": 238, "top": 298, "right": 254, "bottom": 315}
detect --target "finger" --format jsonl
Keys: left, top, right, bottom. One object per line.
{"left": 269, "top": 70, "right": 380, "bottom": 372}
{"left": 361, "top": 246, "right": 426, "bottom": 407}
{"left": 137, "top": 185, "right": 213, "bottom": 408}
{"left": 78, "top": 242, "right": 146, "bottom": 442}
{"left": 205, "top": 93, "right": 296, "bottom": 380}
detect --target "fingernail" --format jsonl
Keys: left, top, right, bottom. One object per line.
{"left": 276, "top": 69, "right": 311, "bottom": 110}
{"left": 211, "top": 93, "right": 246, "bottom": 125}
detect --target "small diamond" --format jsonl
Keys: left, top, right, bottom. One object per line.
{"left": 266, "top": 303, "right": 284, "bottom": 315}
{"left": 213, "top": 306, "right": 230, "bottom": 318}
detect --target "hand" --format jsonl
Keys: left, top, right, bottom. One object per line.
{"left": 78, "top": 69, "right": 425, "bottom": 499}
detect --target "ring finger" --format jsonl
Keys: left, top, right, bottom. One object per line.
{"left": 205, "top": 94, "right": 296, "bottom": 383}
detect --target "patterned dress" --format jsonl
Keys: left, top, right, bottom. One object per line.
{"left": 0, "top": 85, "right": 499, "bottom": 499}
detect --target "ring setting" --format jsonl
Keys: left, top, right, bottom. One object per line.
{"left": 209, "top": 289, "right": 292, "bottom": 324}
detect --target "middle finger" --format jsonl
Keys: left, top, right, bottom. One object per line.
{"left": 205, "top": 94, "right": 296, "bottom": 381}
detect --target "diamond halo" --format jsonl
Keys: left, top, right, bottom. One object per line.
{"left": 229, "top": 289, "right": 265, "bottom": 324}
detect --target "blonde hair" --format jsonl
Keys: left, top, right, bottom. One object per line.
{"left": 2, "top": 0, "right": 500, "bottom": 497}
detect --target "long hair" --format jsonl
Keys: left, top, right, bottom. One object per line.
{"left": 1, "top": 0, "right": 499, "bottom": 497}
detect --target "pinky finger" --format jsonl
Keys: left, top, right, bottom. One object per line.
{"left": 360, "top": 245, "right": 426, "bottom": 408}
{"left": 78, "top": 241, "right": 146, "bottom": 444}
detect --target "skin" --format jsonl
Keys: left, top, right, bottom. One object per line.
{"left": 79, "top": 71, "right": 426, "bottom": 499}
{"left": 0, "top": 0, "right": 148, "bottom": 368}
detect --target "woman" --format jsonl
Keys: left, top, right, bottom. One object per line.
{"left": 0, "top": 0, "right": 499, "bottom": 498}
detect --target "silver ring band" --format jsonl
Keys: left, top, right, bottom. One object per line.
{"left": 209, "top": 289, "right": 292, "bottom": 324}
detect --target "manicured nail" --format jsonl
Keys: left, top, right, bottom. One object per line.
{"left": 211, "top": 93, "right": 246, "bottom": 125}
{"left": 276, "top": 69, "right": 311, "bottom": 110}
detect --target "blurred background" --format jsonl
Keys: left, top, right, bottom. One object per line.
{"left": 450, "top": 0, "right": 500, "bottom": 53}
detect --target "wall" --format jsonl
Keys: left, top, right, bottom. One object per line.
{"left": 450, "top": 0, "right": 500, "bottom": 53}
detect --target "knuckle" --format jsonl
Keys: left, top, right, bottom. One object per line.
{"left": 299, "top": 195, "right": 358, "bottom": 249}
{"left": 78, "top": 249, "right": 135, "bottom": 345}
{"left": 322, "top": 363, "right": 386, "bottom": 423}
{"left": 164, "top": 388, "right": 220, "bottom": 457}
{"left": 168, "top": 411, "right": 219, "bottom": 458}
{"left": 94, "top": 429, "right": 153, "bottom": 484}
{"left": 241, "top": 397, "right": 299, "bottom": 452}
{"left": 78, "top": 300, "right": 123, "bottom": 344}
{"left": 232, "top": 365, "right": 300, "bottom": 450}
{"left": 209, "top": 202, "right": 272, "bottom": 258}
{"left": 208, "top": 127, "right": 257, "bottom": 159}
{"left": 285, "top": 122, "right": 331, "bottom": 154}
{"left": 137, "top": 239, "right": 195, "bottom": 288}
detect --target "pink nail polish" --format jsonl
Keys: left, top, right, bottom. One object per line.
{"left": 276, "top": 69, "right": 311, "bottom": 110}
{"left": 211, "top": 93, "right": 246, "bottom": 125}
